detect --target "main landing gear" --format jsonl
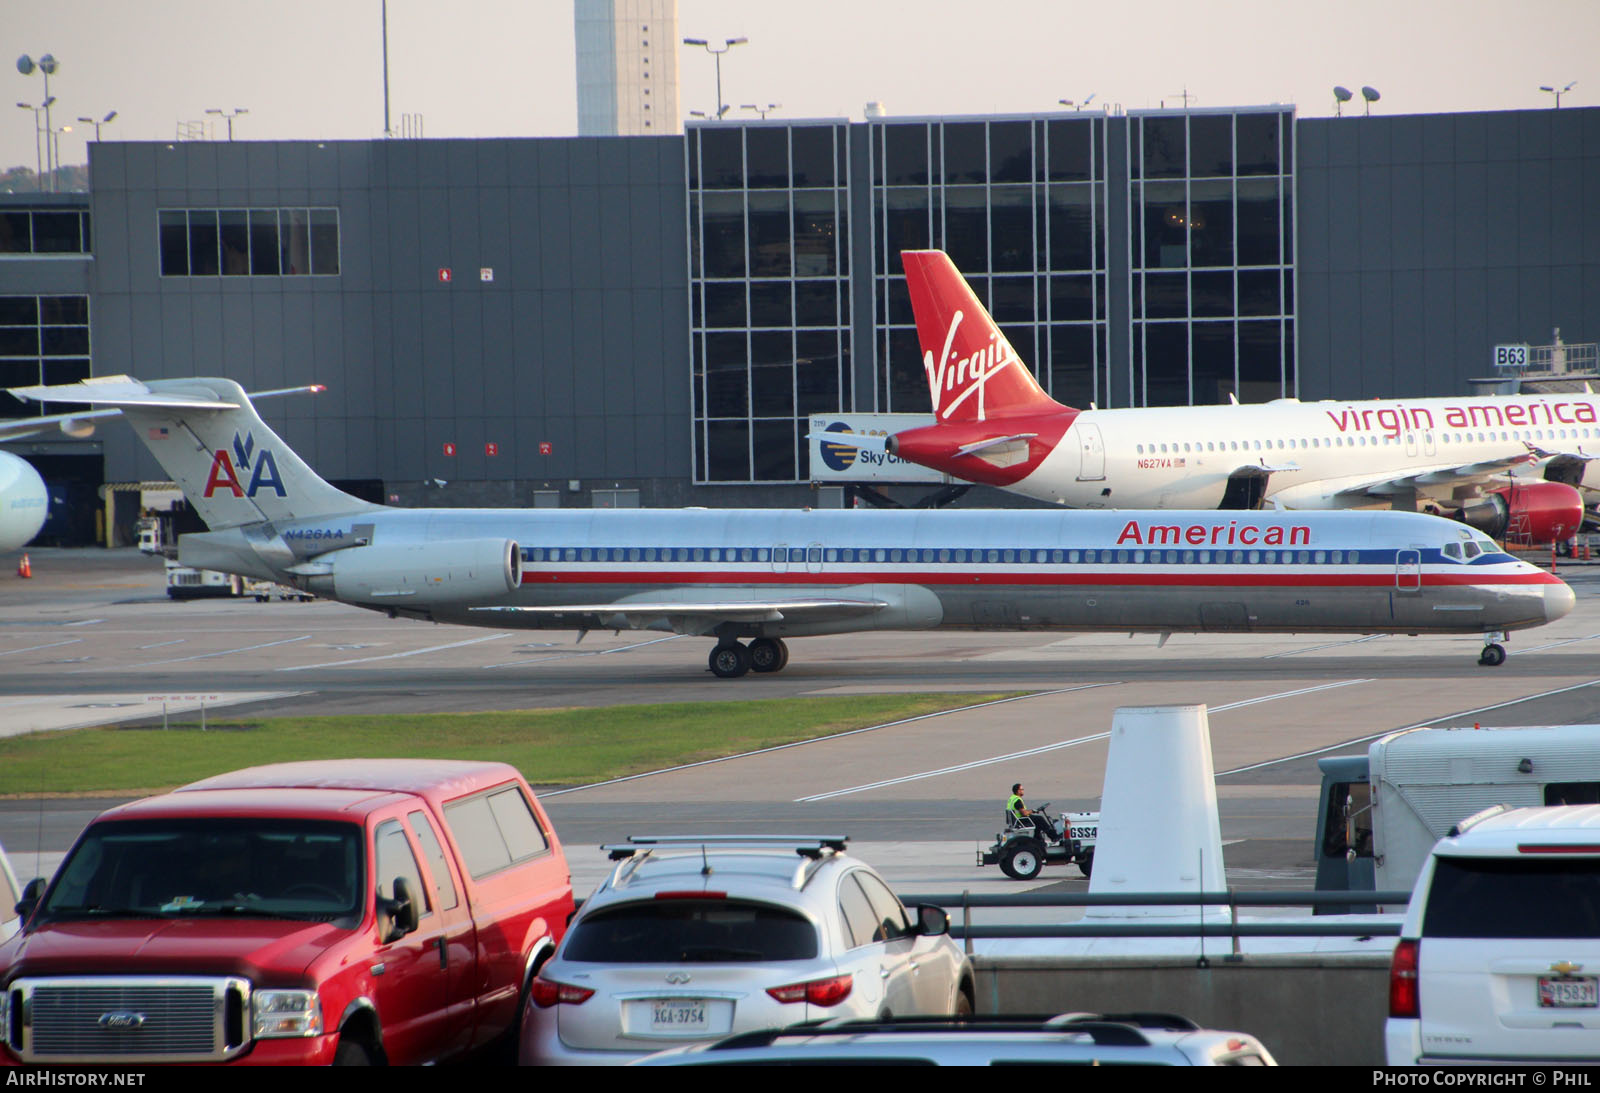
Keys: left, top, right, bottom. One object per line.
{"left": 1478, "top": 632, "right": 1508, "bottom": 668}
{"left": 708, "top": 637, "right": 789, "bottom": 679}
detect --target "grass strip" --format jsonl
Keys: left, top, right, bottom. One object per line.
{"left": 0, "top": 693, "right": 1017, "bottom": 797}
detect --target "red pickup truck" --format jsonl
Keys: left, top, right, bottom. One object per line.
{"left": 0, "top": 759, "right": 574, "bottom": 1065}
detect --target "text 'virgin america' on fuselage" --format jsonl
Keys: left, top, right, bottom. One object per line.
{"left": 6, "top": 376, "right": 1575, "bottom": 676}
{"left": 883, "top": 250, "right": 1598, "bottom": 545}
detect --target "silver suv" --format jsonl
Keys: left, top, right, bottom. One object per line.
{"left": 632, "top": 1013, "right": 1278, "bottom": 1066}
{"left": 519, "top": 835, "right": 974, "bottom": 1065}
{"left": 1386, "top": 804, "right": 1600, "bottom": 1065}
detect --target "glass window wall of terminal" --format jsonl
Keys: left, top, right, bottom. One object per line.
{"left": 687, "top": 122, "right": 852, "bottom": 483}
{"left": 870, "top": 117, "right": 1109, "bottom": 414}
{"left": 0, "top": 295, "right": 91, "bottom": 418}
{"left": 158, "top": 208, "right": 340, "bottom": 277}
{"left": 0, "top": 209, "right": 91, "bottom": 255}
{"left": 1130, "top": 108, "right": 1294, "bottom": 406}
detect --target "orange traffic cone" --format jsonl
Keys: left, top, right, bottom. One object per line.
{"left": 17, "top": 553, "right": 30, "bottom": 578}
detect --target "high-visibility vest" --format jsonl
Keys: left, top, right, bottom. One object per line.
{"left": 1007, "top": 794, "right": 1024, "bottom": 815}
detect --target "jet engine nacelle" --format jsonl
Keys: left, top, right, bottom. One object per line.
{"left": 0, "top": 452, "right": 48, "bottom": 551}
{"left": 304, "top": 538, "right": 522, "bottom": 606}
{"left": 1458, "top": 481, "right": 1584, "bottom": 546}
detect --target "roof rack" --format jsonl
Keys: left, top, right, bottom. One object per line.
{"left": 602, "top": 834, "right": 848, "bottom": 861}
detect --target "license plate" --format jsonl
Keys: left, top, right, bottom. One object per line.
{"left": 1539, "top": 976, "right": 1598, "bottom": 1008}
{"left": 650, "top": 999, "right": 709, "bottom": 1031}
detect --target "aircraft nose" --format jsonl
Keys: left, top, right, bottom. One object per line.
{"left": 1545, "top": 580, "right": 1577, "bottom": 623}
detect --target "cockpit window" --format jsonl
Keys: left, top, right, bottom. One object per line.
{"left": 1443, "top": 542, "right": 1462, "bottom": 561}
{"left": 1463, "top": 541, "right": 1482, "bottom": 560}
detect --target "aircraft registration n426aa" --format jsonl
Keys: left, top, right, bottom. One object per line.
{"left": 8, "top": 376, "right": 1576, "bottom": 676}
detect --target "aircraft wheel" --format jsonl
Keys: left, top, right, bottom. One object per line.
{"left": 748, "top": 637, "right": 789, "bottom": 673}
{"left": 708, "top": 642, "right": 752, "bottom": 679}
{"left": 1478, "top": 643, "right": 1507, "bottom": 667}
{"left": 1000, "top": 841, "right": 1045, "bottom": 881}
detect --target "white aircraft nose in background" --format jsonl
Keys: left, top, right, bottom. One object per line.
{"left": 0, "top": 452, "right": 48, "bottom": 552}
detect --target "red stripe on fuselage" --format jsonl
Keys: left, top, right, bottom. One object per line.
{"left": 517, "top": 569, "right": 1559, "bottom": 589}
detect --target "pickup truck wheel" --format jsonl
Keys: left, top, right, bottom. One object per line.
{"left": 1000, "top": 841, "right": 1044, "bottom": 881}
{"left": 1078, "top": 849, "right": 1094, "bottom": 879}
{"left": 333, "top": 1039, "right": 372, "bottom": 1066}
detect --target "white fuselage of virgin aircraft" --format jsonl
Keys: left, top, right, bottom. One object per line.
{"left": 6, "top": 375, "right": 1577, "bottom": 673}
{"left": 881, "top": 251, "right": 1598, "bottom": 544}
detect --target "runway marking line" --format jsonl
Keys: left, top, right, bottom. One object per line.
{"left": 1263, "top": 635, "right": 1387, "bottom": 659}
{"left": 481, "top": 634, "right": 683, "bottom": 669}
{"left": 277, "top": 632, "right": 513, "bottom": 670}
{"left": 103, "top": 635, "right": 314, "bottom": 670}
{"left": 794, "top": 679, "right": 1373, "bottom": 802}
{"left": 0, "top": 639, "right": 83, "bottom": 658}
{"left": 542, "top": 683, "right": 1123, "bottom": 799}
{"left": 1217, "top": 678, "right": 1600, "bottom": 777}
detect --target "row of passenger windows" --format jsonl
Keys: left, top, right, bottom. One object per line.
{"left": 525, "top": 545, "right": 1373, "bottom": 566}
{"left": 1137, "top": 426, "right": 1598, "bottom": 455}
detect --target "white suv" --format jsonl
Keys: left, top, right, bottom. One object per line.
{"left": 1386, "top": 804, "right": 1600, "bottom": 1065}
{"left": 520, "top": 835, "right": 974, "bottom": 1065}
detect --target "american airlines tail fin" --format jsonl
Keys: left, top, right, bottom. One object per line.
{"left": 901, "top": 250, "right": 1071, "bottom": 422}
{"left": 9, "top": 375, "right": 378, "bottom": 530}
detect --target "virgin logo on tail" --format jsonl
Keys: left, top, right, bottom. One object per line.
{"left": 923, "top": 310, "right": 1023, "bottom": 422}
{"left": 203, "top": 431, "right": 286, "bottom": 498}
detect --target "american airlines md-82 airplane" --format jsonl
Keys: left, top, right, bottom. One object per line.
{"left": 8, "top": 375, "right": 1574, "bottom": 673}
{"left": 877, "top": 251, "right": 1597, "bottom": 545}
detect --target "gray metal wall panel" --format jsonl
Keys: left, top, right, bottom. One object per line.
{"left": 598, "top": 185, "right": 632, "bottom": 281}
{"left": 369, "top": 292, "right": 397, "bottom": 420}
{"left": 1359, "top": 273, "right": 1395, "bottom": 393}
{"left": 338, "top": 143, "right": 372, "bottom": 190}
{"left": 1419, "top": 163, "right": 1457, "bottom": 269}
{"left": 538, "top": 187, "right": 573, "bottom": 286}
{"left": 1550, "top": 165, "right": 1584, "bottom": 266}
{"left": 509, "top": 187, "right": 541, "bottom": 289}
{"left": 570, "top": 288, "right": 606, "bottom": 411}
{"left": 417, "top": 142, "right": 452, "bottom": 188}
{"left": 387, "top": 187, "right": 422, "bottom": 292}
{"left": 568, "top": 140, "right": 602, "bottom": 188}
{"left": 537, "top": 140, "right": 571, "bottom": 187}
{"left": 274, "top": 143, "right": 310, "bottom": 194}
{"left": 250, "top": 294, "right": 285, "bottom": 392}
{"left": 451, "top": 294, "right": 486, "bottom": 419}
{"left": 568, "top": 189, "right": 603, "bottom": 288}
{"left": 220, "top": 293, "right": 257, "bottom": 378}
{"left": 1357, "top": 165, "right": 1393, "bottom": 270}
{"left": 1453, "top": 162, "right": 1488, "bottom": 268}
{"left": 419, "top": 293, "right": 456, "bottom": 417}
{"left": 217, "top": 147, "right": 249, "bottom": 191}
{"left": 1326, "top": 271, "right": 1362, "bottom": 394}
{"left": 574, "top": 413, "right": 607, "bottom": 475}
{"left": 1295, "top": 272, "right": 1331, "bottom": 397}
{"left": 1421, "top": 269, "right": 1456, "bottom": 384}
{"left": 627, "top": 185, "right": 663, "bottom": 279}
{"left": 1483, "top": 161, "right": 1520, "bottom": 265}
{"left": 310, "top": 293, "right": 345, "bottom": 393}
{"left": 1390, "top": 164, "right": 1423, "bottom": 268}
{"left": 1484, "top": 267, "right": 1521, "bottom": 343}
{"left": 307, "top": 144, "right": 340, "bottom": 194}
{"left": 396, "top": 417, "right": 425, "bottom": 480}
{"left": 600, "top": 288, "right": 635, "bottom": 418}
{"left": 279, "top": 293, "right": 317, "bottom": 394}
{"left": 477, "top": 142, "right": 509, "bottom": 189}
{"left": 1517, "top": 160, "right": 1553, "bottom": 266}
{"left": 1389, "top": 270, "right": 1424, "bottom": 391}
{"left": 508, "top": 290, "right": 543, "bottom": 421}
{"left": 478, "top": 186, "right": 512, "bottom": 287}
{"left": 1452, "top": 268, "right": 1489, "bottom": 368}
{"left": 338, "top": 194, "right": 373, "bottom": 290}
{"left": 539, "top": 290, "right": 576, "bottom": 417}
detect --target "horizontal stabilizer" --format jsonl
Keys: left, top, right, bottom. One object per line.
{"left": 9, "top": 374, "right": 239, "bottom": 409}
{"left": 953, "top": 433, "right": 1039, "bottom": 458}
{"left": 805, "top": 430, "right": 888, "bottom": 452}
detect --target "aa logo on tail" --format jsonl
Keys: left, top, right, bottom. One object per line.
{"left": 204, "top": 431, "right": 286, "bottom": 498}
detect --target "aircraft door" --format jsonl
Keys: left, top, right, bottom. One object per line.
{"left": 1396, "top": 548, "right": 1422, "bottom": 594}
{"left": 806, "top": 542, "right": 824, "bottom": 574}
{"left": 1076, "top": 422, "right": 1106, "bottom": 481}
{"left": 770, "top": 544, "right": 789, "bottom": 574}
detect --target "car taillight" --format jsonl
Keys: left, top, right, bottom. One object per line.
{"left": 1389, "top": 938, "right": 1420, "bottom": 1018}
{"left": 767, "top": 973, "right": 853, "bottom": 1007}
{"left": 531, "top": 974, "right": 595, "bottom": 1008}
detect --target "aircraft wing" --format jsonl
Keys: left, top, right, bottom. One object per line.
{"left": 0, "top": 407, "right": 126, "bottom": 442}
{"left": 1330, "top": 452, "right": 1541, "bottom": 500}
{"left": 474, "top": 595, "right": 889, "bottom": 632}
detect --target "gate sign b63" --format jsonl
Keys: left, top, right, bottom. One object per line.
{"left": 1493, "top": 343, "right": 1530, "bottom": 369}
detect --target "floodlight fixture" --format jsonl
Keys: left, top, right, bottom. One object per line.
{"left": 1360, "top": 85, "right": 1380, "bottom": 115}
{"left": 1539, "top": 80, "right": 1576, "bottom": 108}
{"left": 205, "top": 107, "right": 249, "bottom": 140}
{"left": 1333, "top": 85, "right": 1352, "bottom": 116}
{"left": 683, "top": 36, "right": 748, "bottom": 121}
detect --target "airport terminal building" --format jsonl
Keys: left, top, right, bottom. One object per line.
{"left": 3, "top": 104, "right": 1598, "bottom": 542}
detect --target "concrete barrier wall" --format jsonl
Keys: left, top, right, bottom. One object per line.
{"left": 977, "top": 953, "right": 1391, "bottom": 1066}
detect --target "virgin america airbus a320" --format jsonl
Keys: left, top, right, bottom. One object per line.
{"left": 869, "top": 250, "right": 1597, "bottom": 546}
{"left": 8, "top": 375, "right": 1574, "bottom": 674}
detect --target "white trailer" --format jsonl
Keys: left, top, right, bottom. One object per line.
{"left": 1368, "top": 725, "right": 1600, "bottom": 897}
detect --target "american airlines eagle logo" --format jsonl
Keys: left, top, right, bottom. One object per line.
{"left": 203, "top": 430, "right": 286, "bottom": 498}
{"left": 923, "top": 310, "right": 1022, "bottom": 422}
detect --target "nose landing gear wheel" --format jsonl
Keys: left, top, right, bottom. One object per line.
{"left": 1478, "top": 643, "right": 1507, "bottom": 667}
{"left": 709, "top": 642, "right": 753, "bottom": 678}
{"left": 748, "top": 637, "right": 789, "bottom": 673}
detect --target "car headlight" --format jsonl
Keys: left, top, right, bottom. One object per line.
{"left": 252, "top": 989, "right": 323, "bottom": 1039}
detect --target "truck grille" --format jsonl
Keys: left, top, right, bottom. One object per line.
{"left": 8, "top": 977, "right": 250, "bottom": 1063}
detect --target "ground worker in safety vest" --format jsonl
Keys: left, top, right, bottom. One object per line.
{"left": 1006, "top": 783, "right": 1031, "bottom": 824}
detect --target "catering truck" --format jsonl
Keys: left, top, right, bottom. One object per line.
{"left": 0, "top": 760, "right": 574, "bottom": 1066}
{"left": 1313, "top": 725, "right": 1600, "bottom": 907}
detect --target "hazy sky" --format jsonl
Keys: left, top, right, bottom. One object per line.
{"left": 4, "top": 0, "right": 1594, "bottom": 173}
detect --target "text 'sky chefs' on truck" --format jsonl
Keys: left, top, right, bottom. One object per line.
{"left": 0, "top": 759, "right": 575, "bottom": 1066}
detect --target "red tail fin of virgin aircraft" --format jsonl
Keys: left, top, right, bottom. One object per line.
{"left": 902, "top": 250, "right": 1073, "bottom": 422}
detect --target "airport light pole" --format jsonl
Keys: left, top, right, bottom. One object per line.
{"left": 1540, "top": 81, "right": 1575, "bottom": 108}
{"left": 16, "top": 101, "right": 47, "bottom": 188}
{"left": 682, "top": 37, "right": 747, "bottom": 120}
{"left": 740, "top": 102, "right": 779, "bottom": 119}
{"left": 205, "top": 107, "right": 249, "bottom": 140}
{"left": 77, "top": 110, "right": 117, "bottom": 142}
{"left": 16, "top": 54, "right": 58, "bottom": 188}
